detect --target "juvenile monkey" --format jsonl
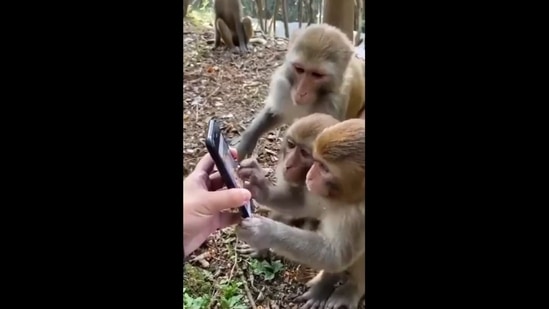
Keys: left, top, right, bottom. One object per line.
{"left": 213, "top": 0, "right": 253, "bottom": 54}
{"left": 235, "top": 23, "right": 365, "bottom": 161}
{"left": 236, "top": 119, "right": 365, "bottom": 309}
{"left": 236, "top": 113, "right": 339, "bottom": 258}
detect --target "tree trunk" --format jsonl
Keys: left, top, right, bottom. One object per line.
{"left": 255, "top": 0, "right": 265, "bottom": 32}
{"left": 282, "top": 0, "right": 289, "bottom": 38}
{"left": 307, "top": 0, "right": 313, "bottom": 25}
{"left": 183, "top": 0, "right": 190, "bottom": 18}
{"left": 323, "top": 0, "right": 354, "bottom": 42}
{"left": 262, "top": 0, "right": 268, "bottom": 31}
{"left": 317, "top": 0, "right": 321, "bottom": 23}
{"left": 353, "top": 0, "right": 363, "bottom": 45}
{"left": 270, "top": 0, "right": 280, "bottom": 36}
{"left": 298, "top": 0, "right": 303, "bottom": 28}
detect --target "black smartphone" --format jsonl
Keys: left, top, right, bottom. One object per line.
{"left": 205, "top": 118, "right": 253, "bottom": 218}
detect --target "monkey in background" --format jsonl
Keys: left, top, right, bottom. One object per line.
{"left": 235, "top": 23, "right": 365, "bottom": 161}
{"left": 213, "top": 0, "right": 253, "bottom": 54}
{"left": 237, "top": 118, "right": 365, "bottom": 309}
{"left": 236, "top": 113, "right": 339, "bottom": 258}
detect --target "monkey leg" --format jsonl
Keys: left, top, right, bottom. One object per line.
{"left": 215, "top": 18, "right": 237, "bottom": 52}
{"left": 242, "top": 16, "right": 253, "bottom": 41}
{"left": 229, "top": 16, "right": 253, "bottom": 54}
{"left": 230, "top": 18, "right": 253, "bottom": 46}
{"left": 324, "top": 254, "right": 365, "bottom": 309}
{"left": 295, "top": 271, "right": 343, "bottom": 309}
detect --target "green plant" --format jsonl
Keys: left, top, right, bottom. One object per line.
{"left": 183, "top": 287, "right": 211, "bottom": 309}
{"left": 250, "top": 259, "right": 284, "bottom": 281}
{"left": 217, "top": 279, "right": 248, "bottom": 309}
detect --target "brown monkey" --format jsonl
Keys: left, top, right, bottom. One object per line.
{"left": 213, "top": 0, "right": 253, "bottom": 54}
{"left": 236, "top": 113, "right": 339, "bottom": 258}
{"left": 236, "top": 118, "right": 365, "bottom": 309}
{"left": 303, "top": 118, "right": 365, "bottom": 309}
{"left": 235, "top": 23, "right": 365, "bottom": 161}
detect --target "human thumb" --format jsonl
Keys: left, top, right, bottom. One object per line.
{"left": 205, "top": 188, "right": 251, "bottom": 213}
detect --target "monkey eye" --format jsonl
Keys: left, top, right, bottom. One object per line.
{"left": 318, "top": 162, "right": 329, "bottom": 172}
{"left": 294, "top": 65, "right": 305, "bottom": 74}
{"left": 287, "top": 140, "right": 296, "bottom": 148}
{"left": 311, "top": 72, "right": 324, "bottom": 79}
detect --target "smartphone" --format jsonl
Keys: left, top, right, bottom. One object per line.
{"left": 205, "top": 118, "right": 253, "bottom": 218}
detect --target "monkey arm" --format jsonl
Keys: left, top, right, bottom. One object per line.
{"left": 265, "top": 220, "right": 363, "bottom": 273}
{"left": 236, "top": 105, "right": 281, "bottom": 160}
{"left": 258, "top": 184, "right": 312, "bottom": 218}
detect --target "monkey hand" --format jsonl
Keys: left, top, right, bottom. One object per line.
{"left": 237, "top": 158, "right": 269, "bottom": 202}
{"left": 235, "top": 215, "right": 276, "bottom": 250}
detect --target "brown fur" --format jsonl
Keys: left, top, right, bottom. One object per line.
{"left": 236, "top": 114, "right": 339, "bottom": 259}
{"left": 236, "top": 24, "right": 365, "bottom": 161}
{"left": 309, "top": 119, "right": 365, "bottom": 205}
{"left": 213, "top": 0, "right": 253, "bottom": 54}
{"left": 314, "top": 119, "right": 365, "bottom": 167}
{"left": 236, "top": 116, "right": 365, "bottom": 309}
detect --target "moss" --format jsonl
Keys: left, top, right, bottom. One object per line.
{"left": 183, "top": 264, "right": 214, "bottom": 296}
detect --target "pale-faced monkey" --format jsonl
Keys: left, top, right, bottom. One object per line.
{"left": 236, "top": 118, "right": 365, "bottom": 309}
{"left": 235, "top": 23, "right": 365, "bottom": 161}
{"left": 236, "top": 113, "right": 339, "bottom": 258}
{"left": 213, "top": 0, "right": 253, "bottom": 54}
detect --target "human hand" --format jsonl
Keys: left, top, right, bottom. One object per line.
{"left": 183, "top": 149, "right": 251, "bottom": 256}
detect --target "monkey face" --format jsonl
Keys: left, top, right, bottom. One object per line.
{"left": 305, "top": 161, "right": 337, "bottom": 198}
{"left": 290, "top": 63, "right": 330, "bottom": 106}
{"left": 282, "top": 139, "right": 314, "bottom": 184}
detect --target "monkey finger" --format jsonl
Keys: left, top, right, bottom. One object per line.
{"left": 299, "top": 300, "right": 324, "bottom": 309}
{"left": 239, "top": 157, "right": 260, "bottom": 169}
{"left": 237, "top": 168, "right": 255, "bottom": 181}
{"left": 235, "top": 243, "right": 257, "bottom": 255}
{"left": 249, "top": 172, "right": 262, "bottom": 184}
{"left": 294, "top": 291, "right": 312, "bottom": 302}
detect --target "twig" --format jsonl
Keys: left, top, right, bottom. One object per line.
{"left": 231, "top": 233, "right": 257, "bottom": 309}
{"left": 227, "top": 238, "right": 239, "bottom": 280}
{"left": 240, "top": 272, "right": 257, "bottom": 309}
{"left": 190, "top": 251, "right": 211, "bottom": 268}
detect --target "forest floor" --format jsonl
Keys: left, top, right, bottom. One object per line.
{"left": 183, "top": 10, "right": 365, "bottom": 309}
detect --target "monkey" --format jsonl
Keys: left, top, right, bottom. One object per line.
{"left": 213, "top": 0, "right": 253, "bottom": 54}
{"left": 234, "top": 23, "right": 365, "bottom": 161}
{"left": 236, "top": 118, "right": 365, "bottom": 309}
{"left": 236, "top": 113, "right": 339, "bottom": 259}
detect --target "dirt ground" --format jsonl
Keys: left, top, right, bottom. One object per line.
{"left": 183, "top": 13, "right": 365, "bottom": 309}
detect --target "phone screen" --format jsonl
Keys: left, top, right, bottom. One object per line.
{"left": 208, "top": 119, "right": 252, "bottom": 217}
{"left": 218, "top": 136, "right": 239, "bottom": 184}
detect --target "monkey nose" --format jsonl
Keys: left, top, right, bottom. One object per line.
{"left": 299, "top": 92, "right": 307, "bottom": 97}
